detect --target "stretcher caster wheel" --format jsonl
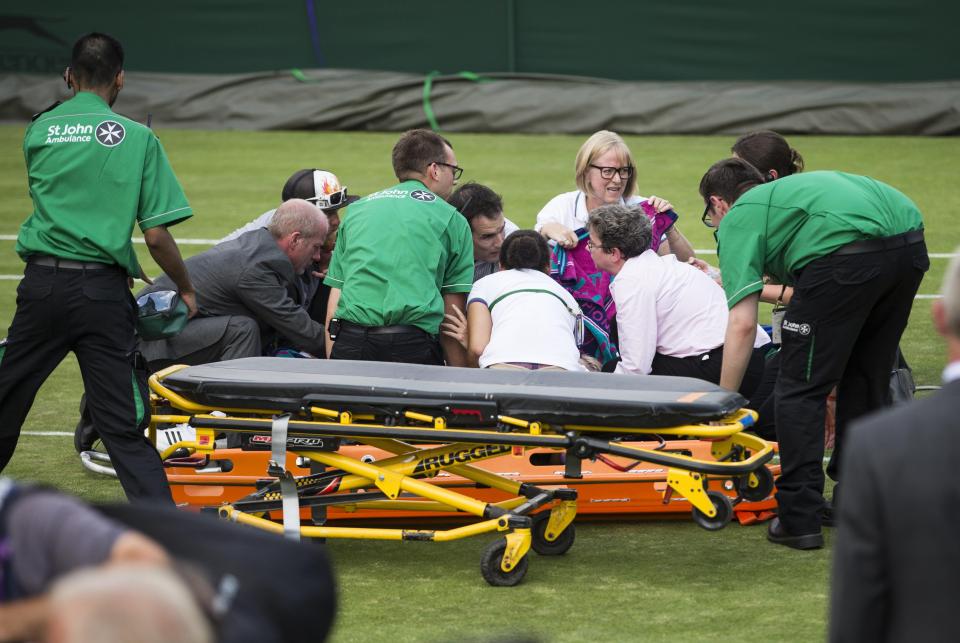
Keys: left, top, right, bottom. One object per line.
{"left": 531, "top": 512, "right": 575, "bottom": 556}
{"left": 738, "top": 466, "right": 775, "bottom": 502}
{"left": 692, "top": 491, "right": 733, "bottom": 531}
{"left": 480, "top": 539, "right": 528, "bottom": 587}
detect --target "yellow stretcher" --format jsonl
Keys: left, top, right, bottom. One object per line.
{"left": 148, "top": 357, "right": 775, "bottom": 586}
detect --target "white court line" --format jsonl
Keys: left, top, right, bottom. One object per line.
{"left": 130, "top": 237, "right": 222, "bottom": 245}
{"left": 694, "top": 249, "right": 958, "bottom": 259}
{"left": 0, "top": 274, "right": 150, "bottom": 283}
{"left": 0, "top": 234, "right": 220, "bottom": 245}
{"left": 0, "top": 236, "right": 957, "bottom": 256}
{"left": 0, "top": 276, "right": 944, "bottom": 298}
{"left": 22, "top": 431, "right": 72, "bottom": 437}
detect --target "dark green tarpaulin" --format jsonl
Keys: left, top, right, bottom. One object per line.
{"left": 2, "top": 1, "right": 957, "bottom": 82}
{"left": 2, "top": 70, "right": 957, "bottom": 135}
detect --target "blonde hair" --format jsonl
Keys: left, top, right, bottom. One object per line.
{"left": 574, "top": 130, "right": 637, "bottom": 199}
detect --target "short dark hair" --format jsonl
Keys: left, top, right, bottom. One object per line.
{"left": 732, "top": 130, "right": 804, "bottom": 179}
{"left": 587, "top": 204, "right": 652, "bottom": 259}
{"left": 699, "top": 158, "right": 765, "bottom": 208}
{"left": 70, "top": 32, "right": 124, "bottom": 89}
{"left": 447, "top": 182, "right": 503, "bottom": 225}
{"left": 391, "top": 129, "right": 453, "bottom": 180}
{"left": 499, "top": 230, "right": 551, "bottom": 272}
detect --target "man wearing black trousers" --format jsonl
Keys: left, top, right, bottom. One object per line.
{"left": 700, "top": 159, "right": 928, "bottom": 549}
{"left": 0, "top": 33, "right": 195, "bottom": 503}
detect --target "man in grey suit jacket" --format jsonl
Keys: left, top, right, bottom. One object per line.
{"left": 830, "top": 248, "right": 960, "bottom": 642}
{"left": 139, "top": 199, "right": 330, "bottom": 368}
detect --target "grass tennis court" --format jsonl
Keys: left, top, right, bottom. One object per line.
{"left": 1, "top": 125, "right": 957, "bottom": 641}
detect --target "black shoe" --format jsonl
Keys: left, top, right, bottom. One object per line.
{"left": 73, "top": 394, "right": 100, "bottom": 454}
{"left": 767, "top": 517, "right": 824, "bottom": 550}
{"left": 821, "top": 501, "right": 835, "bottom": 528}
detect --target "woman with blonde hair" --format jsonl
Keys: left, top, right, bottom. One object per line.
{"left": 533, "top": 131, "right": 693, "bottom": 368}
{"left": 536, "top": 130, "right": 694, "bottom": 260}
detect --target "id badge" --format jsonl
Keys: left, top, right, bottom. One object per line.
{"left": 771, "top": 308, "right": 786, "bottom": 345}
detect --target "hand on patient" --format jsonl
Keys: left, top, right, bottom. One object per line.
{"left": 440, "top": 304, "right": 468, "bottom": 350}
{"left": 688, "top": 257, "right": 722, "bottom": 286}
{"left": 540, "top": 222, "right": 579, "bottom": 249}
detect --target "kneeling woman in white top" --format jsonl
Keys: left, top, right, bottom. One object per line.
{"left": 444, "top": 231, "right": 585, "bottom": 371}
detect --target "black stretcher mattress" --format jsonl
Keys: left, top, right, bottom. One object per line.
{"left": 161, "top": 358, "right": 747, "bottom": 428}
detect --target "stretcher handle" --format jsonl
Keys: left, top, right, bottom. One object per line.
{"left": 149, "top": 365, "right": 284, "bottom": 416}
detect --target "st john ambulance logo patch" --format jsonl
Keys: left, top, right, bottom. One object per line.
{"left": 410, "top": 190, "right": 436, "bottom": 202}
{"left": 95, "top": 120, "right": 125, "bottom": 147}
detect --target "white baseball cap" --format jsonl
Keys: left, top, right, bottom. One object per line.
{"left": 281, "top": 169, "right": 360, "bottom": 211}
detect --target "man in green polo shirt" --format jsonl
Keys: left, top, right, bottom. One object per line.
{"left": 699, "top": 158, "right": 928, "bottom": 549}
{"left": 0, "top": 33, "right": 196, "bottom": 503}
{"left": 323, "top": 129, "right": 473, "bottom": 365}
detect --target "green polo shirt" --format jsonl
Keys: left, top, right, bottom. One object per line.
{"left": 18, "top": 92, "right": 192, "bottom": 277}
{"left": 324, "top": 180, "right": 474, "bottom": 334}
{"left": 717, "top": 171, "right": 924, "bottom": 308}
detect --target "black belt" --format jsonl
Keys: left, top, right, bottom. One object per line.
{"left": 666, "top": 345, "right": 723, "bottom": 363}
{"left": 833, "top": 229, "right": 924, "bottom": 256}
{"left": 693, "top": 345, "right": 723, "bottom": 361}
{"left": 338, "top": 319, "right": 431, "bottom": 337}
{"left": 28, "top": 255, "right": 113, "bottom": 270}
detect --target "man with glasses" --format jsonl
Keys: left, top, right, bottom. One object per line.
{"left": 586, "top": 203, "right": 767, "bottom": 391}
{"left": 324, "top": 129, "right": 473, "bottom": 365}
{"left": 699, "top": 158, "right": 927, "bottom": 550}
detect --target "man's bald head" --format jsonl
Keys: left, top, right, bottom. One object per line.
{"left": 267, "top": 199, "right": 329, "bottom": 242}
{"left": 268, "top": 199, "right": 330, "bottom": 275}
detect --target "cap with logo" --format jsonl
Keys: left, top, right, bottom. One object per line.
{"left": 281, "top": 169, "right": 360, "bottom": 211}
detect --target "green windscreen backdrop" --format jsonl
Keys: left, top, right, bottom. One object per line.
{"left": 1, "top": 0, "right": 956, "bottom": 81}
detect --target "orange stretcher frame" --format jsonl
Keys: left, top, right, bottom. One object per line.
{"left": 166, "top": 441, "right": 778, "bottom": 526}
{"left": 148, "top": 360, "right": 777, "bottom": 585}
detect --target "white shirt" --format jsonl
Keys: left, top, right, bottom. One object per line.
{"left": 943, "top": 361, "right": 960, "bottom": 383}
{"left": 535, "top": 190, "right": 646, "bottom": 232}
{"left": 611, "top": 251, "right": 729, "bottom": 375}
{"left": 219, "top": 209, "right": 274, "bottom": 244}
{"left": 467, "top": 269, "right": 584, "bottom": 371}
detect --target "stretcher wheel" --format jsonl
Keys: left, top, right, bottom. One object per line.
{"left": 738, "top": 466, "right": 775, "bottom": 502}
{"left": 691, "top": 491, "right": 733, "bottom": 531}
{"left": 480, "top": 539, "right": 528, "bottom": 587}
{"left": 531, "top": 512, "right": 575, "bottom": 556}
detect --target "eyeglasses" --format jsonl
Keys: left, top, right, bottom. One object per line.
{"left": 701, "top": 201, "right": 715, "bottom": 228}
{"left": 435, "top": 162, "right": 464, "bottom": 181}
{"left": 586, "top": 239, "right": 604, "bottom": 251}
{"left": 307, "top": 187, "right": 347, "bottom": 210}
{"left": 590, "top": 165, "right": 634, "bottom": 180}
